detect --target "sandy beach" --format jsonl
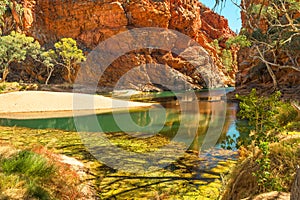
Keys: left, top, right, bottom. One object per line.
{"left": 0, "top": 91, "right": 154, "bottom": 119}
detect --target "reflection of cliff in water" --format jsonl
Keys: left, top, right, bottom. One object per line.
{"left": 0, "top": 90, "right": 238, "bottom": 153}
{"left": 159, "top": 98, "right": 237, "bottom": 152}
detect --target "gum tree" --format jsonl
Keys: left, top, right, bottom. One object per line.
{"left": 33, "top": 38, "right": 86, "bottom": 85}
{"left": 0, "top": 31, "right": 40, "bottom": 81}
{"left": 240, "top": 0, "right": 300, "bottom": 90}
{"left": 51, "top": 38, "right": 86, "bottom": 83}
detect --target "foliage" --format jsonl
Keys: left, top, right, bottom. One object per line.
{"left": 0, "top": 0, "right": 9, "bottom": 33}
{"left": 0, "top": 0, "right": 23, "bottom": 35}
{"left": 34, "top": 49, "right": 57, "bottom": 85}
{"left": 34, "top": 38, "right": 86, "bottom": 84}
{"left": 210, "top": 39, "right": 236, "bottom": 72}
{"left": 225, "top": 35, "right": 251, "bottom": 49}
{"left": 0, "top": 31, "right": 40, "bottom": 81}
{"left": 241, "top": 0, "right": 300, "bottom": 89}
{"left": 222, "top": 136, "right": 300, "bottom": 199}
{"left": 0, "top": 32, "right": 85, "bottom": 84}
{"left": 2, "top": 150, "right": 55, "bottom": 178}
{"left": 267, "top": 138, "right": 300, "bottom": 192}
{"left": 221, "top": 49, "right": 234, "bottom": 72}
{"left": 1, "top": 150, "right": 55, "bottom": 199}
{"left": 210, "top": 39, "right": 221, "bottom": 54}
{"left": 277, "top": 102, "right": 298, "bottom": 126}
{"left": 233, "top": 89, "right": 298, "bottom": 191}
{"left": 52, "top": 38, "right": 86, "bottom": 83}
{"left": 212, "top": 0, "right": 228, "bottom": 9}
{"left": 236, "top": 89, "right": 282, "bottom": 138}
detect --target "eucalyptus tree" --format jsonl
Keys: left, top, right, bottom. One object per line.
{"left": 0, "top": 31, "right": 40, "bottom": 81}
{"left": 240, "top": 0, "right": 300, "bottom": 90}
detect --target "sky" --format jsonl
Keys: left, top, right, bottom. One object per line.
{"left": 200, "top": 0, "right": 242, "bottom": 33}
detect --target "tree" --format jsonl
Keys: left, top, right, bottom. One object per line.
{"left": 52, "top": 38, "right": 86, "bottom": 83}
{"left": 240, "top": 0, "right": 300, "bottom": 90}
{"left": 37, "top": 49, "right": 56, "bottom": 85}
{"left": 0, "top": 31, "right": 40, "bottom": 81}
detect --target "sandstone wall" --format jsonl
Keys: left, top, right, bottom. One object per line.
{"left": 22, "top": 0, "right": 237, "bottom": 90}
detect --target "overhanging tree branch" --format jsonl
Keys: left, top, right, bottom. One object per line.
{"left": 255, "top": 46, "right": 278, "bottom": 89}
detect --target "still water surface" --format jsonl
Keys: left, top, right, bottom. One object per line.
{"left": 0, "top": 89, "right": 241, "bottom": 198}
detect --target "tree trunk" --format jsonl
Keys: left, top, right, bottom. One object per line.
{"left": 45, "top": 68, "right": 54, "bottom": 85}
{"left": 67, "top": 67, "right": 72, "bottom": 83}
{"left": 255, "top": 46, "right": 278, "bottom": 90}
{"left": 291, "top": 168, "right": 300, "bottom": 200}
{"left": 2, "top": 67, "right": 9, "bottom": 82}
{"left": 265, "top": 63, "right": 278, "bottom": 90}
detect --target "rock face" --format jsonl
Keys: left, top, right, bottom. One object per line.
{"left": 235, "top": 0, "right": 300, "bottom": 100}
{"left": 22, "top": 0, "right": 237, "bottom": 90}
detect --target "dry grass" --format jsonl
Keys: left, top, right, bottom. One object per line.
{"left": 221, "top": 136, "right": 300, "bottom": 200}
{"left": 0, "top": 143, "right": 93, "bottom": 200}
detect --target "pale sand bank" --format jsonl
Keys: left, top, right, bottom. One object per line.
{"left": 0, "top": 91, "right": 154, "bottom": 119}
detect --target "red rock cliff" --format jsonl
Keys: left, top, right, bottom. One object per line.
{"left": 22, "top": 0, "right": 237, "bottom": 90}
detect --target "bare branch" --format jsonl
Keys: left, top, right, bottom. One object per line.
{"left": 280, "top": 33, "right": 300, "bottom": 46}
{"left": 279, "top": 66, "right": 300, "bottom": 72}
{"left": 253, "top": 55, "right": 300, "bottom": 72}
{"left": 255, "top": 46, "right": 278, "bottom": 89}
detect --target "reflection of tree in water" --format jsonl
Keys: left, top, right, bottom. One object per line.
{"left": 189, "top": 101, "right": 237, "bottom": 152}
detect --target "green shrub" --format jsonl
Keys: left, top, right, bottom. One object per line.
{"left": 277, "top": 103, "right": 298, "bottom": 127}
{"left": 233, "top": 89, "right": 299, "bottom": 191}
{"left": 0, "top": 147, "right": 85, "bottom": 199}
{"left": 236, "top": 89, "right": 282, "bottom": 139}
{"left": 221, "top": 49, "right": 233, "bottom": 72}
{"left": 210, "top": 39, "right": 221, "bottom": 54}
{"left": 225, "top": 35, "right": 251, "bottom": 49}
{"left": 1, "top": 150, "right": 55, "bottom": 179}
{"left": 268, "top": 138, "right": 300, "bottom": 192}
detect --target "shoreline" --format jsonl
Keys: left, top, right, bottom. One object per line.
{"left": 0, "top": 91, "right": 155, "bottom": 119}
